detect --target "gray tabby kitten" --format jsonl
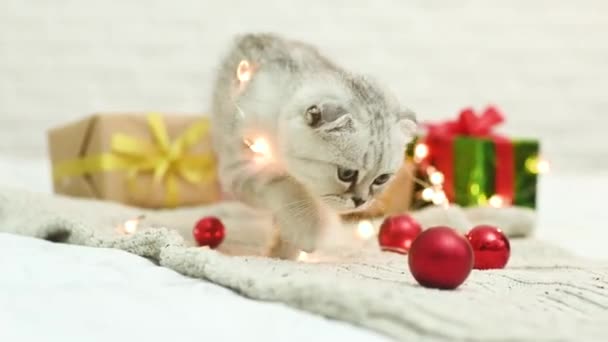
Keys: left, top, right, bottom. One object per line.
{"left": 211, "top": 34, "right": 417, "bottom": 259}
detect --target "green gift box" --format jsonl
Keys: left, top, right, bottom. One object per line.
{"left": 408, "top": 106, "right": 542, "bottom": 209}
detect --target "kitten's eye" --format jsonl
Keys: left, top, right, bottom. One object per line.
{"left": 373, "top": 173, "right": 391, "bottom": 186}
{"left": 305, "top": 105, "right": 322, "bottom": 127}
{"left": 337, "top": 167, "right": 358, "bottom": 183}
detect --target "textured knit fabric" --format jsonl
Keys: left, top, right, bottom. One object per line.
{"left": 1, "top": 188, "right": 607, "bottom": 341}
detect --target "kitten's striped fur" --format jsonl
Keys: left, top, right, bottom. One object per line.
{"left": 211, "top": 34, "right": 416, "bottom": 259}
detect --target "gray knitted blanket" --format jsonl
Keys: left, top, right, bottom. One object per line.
{"left": 1, "top": 188, "right": 607, "bottom": 341}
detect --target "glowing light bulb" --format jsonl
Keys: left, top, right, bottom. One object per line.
{"left": 469, "top": 183, "right": 481, "bottom": 195}
{"left": 432, "top": 190, "right": 447, "bottom": 205}
{"left": 124, "top": 220, "right": 138, "bottom": 234}
{"left": 429, "top": 171, "right": 445, "bottom": 185}
{"left": 245, "top": 137, "right": 273, "bottom": 163}
{"left": 536, "top": 159, "right": 551, "bottom": 174}
{"left": 236, "top": 60, "right": 252, "bottom": 82}
{"left": 421, "top": 187, "right": 435, "bottom": 201}
{"left": 298, "top": 251, "right": 309, "bottom": 262}
{"left": 118, "top": 215, "right": 144, "bottom": 235}
{"left": 356, "top": 220, "right": 376, "bottom": 240}
{"left": 249, "top": 138, "right": 270, "bottom": 155}
{"left": 525, "top": 156, "right": 551, "bottom": 174}
{"left": 488, "top": 194, "right": 505, "bottom": 208}
{"left": 414, "top": 143, "right": 429, "bottom": 161}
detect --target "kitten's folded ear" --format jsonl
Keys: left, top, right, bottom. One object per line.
{"left": 397, "top": 108, "right": 418, "bottom": 138}
{"left": 306, "top": 104, "right": 355, "bottom": 133}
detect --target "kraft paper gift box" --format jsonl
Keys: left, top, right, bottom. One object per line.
{"left": 48, "top": 113, "right": 220, "bottom": 208}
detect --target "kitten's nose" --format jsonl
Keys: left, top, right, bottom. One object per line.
{"left": 352, "top": 197, "right": 366, "bottom": 207}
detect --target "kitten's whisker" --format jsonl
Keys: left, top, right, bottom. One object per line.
{"left": 274, "top": 198, "right": 313, "bottom": 212}
{"left": 284, "top": 205, "right": 316, "bottom": 220}
{"left": 275, "top": 203, "right": 307, "bottom": 214}
{"left": 402, "top": 165, "right": 433, "bottom": 188}
{"left": 412, "top": 177, "right": 432, "bottom": 188}
{"left": 233, "top": 102, "right": 246, "bottom": 118}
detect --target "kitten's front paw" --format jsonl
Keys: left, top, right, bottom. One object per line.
{"left": 274, "top": 201, "right": 340, "bottom": 253}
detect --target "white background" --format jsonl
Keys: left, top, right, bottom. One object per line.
{"left": 1, "top": 3, "right": 608, "bottom": 340}
{"left": 1, "top": 0, "right": 607, "bottom": 174}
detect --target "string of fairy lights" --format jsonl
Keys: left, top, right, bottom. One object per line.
{"left": 411, "top": 142, "right": 550, "bottom": 210}
{"left": 115, "top": 59, "right": 551, "bottom": 266}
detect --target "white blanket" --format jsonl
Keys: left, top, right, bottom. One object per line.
{"left": 1, "top": 186, "right": 608, "bottom": 341}
{"left": 0, "top": 233, "right": 387, "bottom": 342}
{"left": 1, "top": 158, "right": 608, "bottom": 341}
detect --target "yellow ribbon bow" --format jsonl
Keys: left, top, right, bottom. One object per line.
{"left": 53, "top": 114, "right": 216, "bottom": 207}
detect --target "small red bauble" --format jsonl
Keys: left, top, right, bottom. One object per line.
{"left": 465, "top": 225, "right": 510, "bottom": 270}
{"left": 408, "top": 226, "right": 474, "bottom": 290}
{"left": 193, "top": 216, "right": 225, "bottom": 248}
{"left": 378, "top": 214, "right": 422, "bottom": 254}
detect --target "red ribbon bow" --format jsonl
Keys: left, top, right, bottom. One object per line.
{"left": 426, "top": 106, "right": 504, "bottom": 138}
{"left": 423, "top": 106, "right": 514, "bottom": 206}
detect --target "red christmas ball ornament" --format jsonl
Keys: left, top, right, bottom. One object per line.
{"left": 408, "top": 226, "right": 474, "bottom": 290}
{"left": 378, "top": 214, "right": 422, "bottom": 254}
{"left": 193, "top": 216, "right": 225, "bottom": 248}
{"left": 465, "top": 225, "right": 510, "bottom": 270}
